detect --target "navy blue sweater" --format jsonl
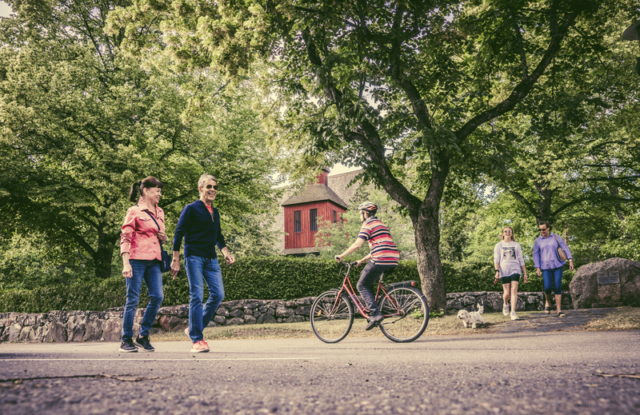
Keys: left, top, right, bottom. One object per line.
{"left": 172, "top": 200, "right": 227, "bottom": 259}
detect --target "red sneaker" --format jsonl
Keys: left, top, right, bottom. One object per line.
{"left": 190, "top": 340, "right": 210, "bottom": 353}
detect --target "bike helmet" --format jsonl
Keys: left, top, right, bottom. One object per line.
{"left": 358, "top": 202, "right": 378, "bottom": 212}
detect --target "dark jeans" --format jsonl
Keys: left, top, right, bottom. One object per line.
{"left": 542, "top": 267, "right": 564, "bottom": 295}
{"left": 357, "top": 261, "right": 397, "bottom": 318}
{"left": 185, "top": 256, "right": 225, "bottom": 342}
{"left": 122, "top": 259, "right": 164, "bottom": 342}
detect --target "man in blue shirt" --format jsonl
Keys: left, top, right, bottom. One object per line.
{"left": 171, "top": 174, "right": 235, "bottom": 352}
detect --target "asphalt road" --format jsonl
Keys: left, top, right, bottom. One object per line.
{"left": 1, "top": 331, "right": 639, "bottom": 414}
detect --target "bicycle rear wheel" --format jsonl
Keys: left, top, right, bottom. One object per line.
{"left": 378, "top": 287, "right": 429, "bottom": 343}
{"left": 310, "top": 290, "right": 354, "bottom": 343}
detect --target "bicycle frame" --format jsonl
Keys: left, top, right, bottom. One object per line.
{"left": 332, "top": 262, "right": 403, "bottom": 319}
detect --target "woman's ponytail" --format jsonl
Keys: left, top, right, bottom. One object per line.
{"left": 128, "top": 177, "right": 163, "bottom": 203}
{"left": 128, "top": 181, "right": 143, "bottom": 203}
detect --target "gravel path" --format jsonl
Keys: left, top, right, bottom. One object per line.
{"left": 1, "top": 329, "right": 638, "bottom": 414}
{"left": 491, "top": 308, "right": 616, "bottom": 333}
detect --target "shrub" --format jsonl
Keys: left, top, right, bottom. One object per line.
{"left": 0, "top": 257, "right": 575, "bottom": 313}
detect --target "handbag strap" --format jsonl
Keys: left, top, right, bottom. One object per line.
{"left": 142, "top": 209, "right": 164, "bottom": 246}
{"left": 553, "top": 233, "right": 561, "bottom": 247}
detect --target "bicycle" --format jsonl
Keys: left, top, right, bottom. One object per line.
{"left": 310, "top": 260, "right": 429, "bottom": 343}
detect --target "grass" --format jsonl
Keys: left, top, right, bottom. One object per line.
{"left": 584, "top": 307, "right": 640, "bottom": 331}
{"left": 152, "top": 311, "right": 540, "bottom": 342}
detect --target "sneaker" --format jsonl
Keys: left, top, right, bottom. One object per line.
{"left": 365, "top": 315, "right": 384, "bottom": 331}
{"left": 119, "top": 340, "right": 138, "bottom": 353}
{"left": 503, "top": 304, "right": 510, "bottom": 316}
{"left": 191, "top": 340, "right": 210, "bottom": 353}
{"left": 184, "top": 327, "right": 190, "bottom": 338}
{"left": 510, "top": 311, "right": 518, "bottom": 321}
{"left": 134, "top": 335, "right": 155, "bottom": 352}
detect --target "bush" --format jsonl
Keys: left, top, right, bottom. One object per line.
{"left": 0, "top": 257, "right": 576, "bottom": 313}
{"left": 443, "top": 261, "right": 575, "bottom": 293}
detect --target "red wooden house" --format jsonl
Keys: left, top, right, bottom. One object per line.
{"left": 281, "top": 168, "right": 348, "bottom": 256}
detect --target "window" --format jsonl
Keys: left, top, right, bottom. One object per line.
{"left": 294, "top": 210, "right": 301, "bottom": 233}
{"left": 333, "top": 210, "right": 337, "bottom": 223}
{"left": 310, "top": 209, "right": 318, "bottom": 231}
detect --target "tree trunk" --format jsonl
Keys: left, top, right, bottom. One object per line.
{"left": 94, "top": 230, "right": 117, "bottom": 279}
{"left": 609, "top": 186, "right": 625, "bottom": 221}
{"left": 412, "top": 213, "right": 447, "bottom": 314}
{"left": 535, "top": 184, "right": 553, "bottom": 223}
{"left": 409, "top": 154, "right": 450, "bottom": 314}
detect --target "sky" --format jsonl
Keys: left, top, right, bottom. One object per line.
{"left": 0, "top": 0, "right": 361, "bottom": 177}
{"left": 0, "top": 2, "right": 10, "bottom": 17}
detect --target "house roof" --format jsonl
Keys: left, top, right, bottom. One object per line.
{"left": 326, "top": 169, "right": 363, "bottom": 206}
{"left": 281, "top": 184, "right": 348, "bottom": 209}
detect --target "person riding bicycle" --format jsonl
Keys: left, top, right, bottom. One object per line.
{"left": 335, "top": 202, "right": 399, "bottom": 330}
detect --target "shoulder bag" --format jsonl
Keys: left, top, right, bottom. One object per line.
{"left": 143, "top": 211, "right": 172, "bottom": 273}
{"left": 553, "top": 233, "right": 568, "bottom": 262}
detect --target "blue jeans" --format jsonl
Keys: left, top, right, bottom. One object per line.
{"left": 542, "top": 267, "right": 564, "bottom": 295}
{"left": 122, "top": 259, "right": 164, "bottom": 342}
{"left": 357, "top": 262, "right": 397, "bottom": 318}
{"left": 185, "top": 256, "right": 225, "bottom": 342}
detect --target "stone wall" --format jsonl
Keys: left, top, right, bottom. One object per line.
{"left": 0, "top": 297, "right": 315, "bottom": 344}
{"left": 1, "top": 291, "right": 571, "bottom": 343}
{"left": 446, "top": 291, "right": 572, "bottom": 313}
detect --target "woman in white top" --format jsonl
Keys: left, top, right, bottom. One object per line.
{"left": 493, "top": 227, "right": 528, "bottom": 320}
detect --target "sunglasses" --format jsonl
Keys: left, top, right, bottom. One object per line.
{"left": 539, "top": 228, "right": 548, "bottom": 232}
{"left": 205, "top": 184, "right": 218, "bottom": 190}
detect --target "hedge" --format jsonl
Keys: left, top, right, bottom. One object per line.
{"left": 0, "top": 257, "right": 575, "bottom": 313}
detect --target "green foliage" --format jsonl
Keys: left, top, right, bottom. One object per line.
{"left": 0, "top": 257, "right": 575, "bottom": 313}
{"left": 475, "top": 8, "right": 640, "bottom": 229}
{"left": 0, "top": 233, "right": 94, "bottom": 290}
{"left": 0, "top": 1, "right": 280, "bottom": 280}
{"left": 428, "top": 309, "right": 445, "bottom": 319}
{"left": 222, "top": 212, "right": 283, "bottom": 258}
{"left": 465, "top": 191, "right": 640, "bottom": 267}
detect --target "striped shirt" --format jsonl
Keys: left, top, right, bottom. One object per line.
{"left": 358, "top": 216, "right": 400, "bottom": 265}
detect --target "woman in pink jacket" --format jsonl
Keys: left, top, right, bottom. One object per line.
{"left": 119, "top": 176, "right": 167, "bottom": 353}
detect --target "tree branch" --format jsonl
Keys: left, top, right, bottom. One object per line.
{"left": 454, "top": 9, "right": 579, "bottom": 142}
{"left": 57, "top": 224, "right": 97, "bottom": 259}
{"left": 347, "top": 128, "right": 422, "bottom": 211}
{"left": 300, "top": 28, "right": 420, "bottom": 211}
{"left": 510, "top": 1, "right": 528, "bottom": 80}
{"left": 388, "top": 5, "right": 433, "bottom": 131}
{"left": 508, "top": 189, "right": 538, "bottom": 218}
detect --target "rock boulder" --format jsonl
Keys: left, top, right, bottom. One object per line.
{"left": 569, "top": 257, "right": 640, "bottom": 309}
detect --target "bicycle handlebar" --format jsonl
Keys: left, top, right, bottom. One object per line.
{"left": 335, "top": 257, "right": 358, "bottom": 268}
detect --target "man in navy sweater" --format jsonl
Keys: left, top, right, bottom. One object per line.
{"left": 171, "top": 174, "right": 235, "bottom": 353}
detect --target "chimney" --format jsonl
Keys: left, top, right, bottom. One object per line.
{"left": 316, "top": 168, "right": 330, "bottom": 186}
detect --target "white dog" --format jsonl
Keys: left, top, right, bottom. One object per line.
{"left": 457, "top": 304, "right": 485, "bottom": 329}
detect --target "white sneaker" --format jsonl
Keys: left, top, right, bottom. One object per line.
{"left": 510, "top": 311, "right": 518, "bottom": 320}
{"left": 503, "top": 304, "right": 510, "bottom": 316}
{"left": 184, "top": 327, "right": 190, "bottom": 338}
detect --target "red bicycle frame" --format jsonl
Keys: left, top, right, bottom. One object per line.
{"left": 332, "top": 263, "right": 403, "bottom": 319}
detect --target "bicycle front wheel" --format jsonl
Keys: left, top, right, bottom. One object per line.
{"left": 310, "top": 291, "right": 354, "bottom": 343}
{"left": 378, "top": 287, "right": 429, "bottom": 343}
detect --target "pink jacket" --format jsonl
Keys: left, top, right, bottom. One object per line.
{"left": 120, "top": 205, "right": 165, "bottom": 261}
